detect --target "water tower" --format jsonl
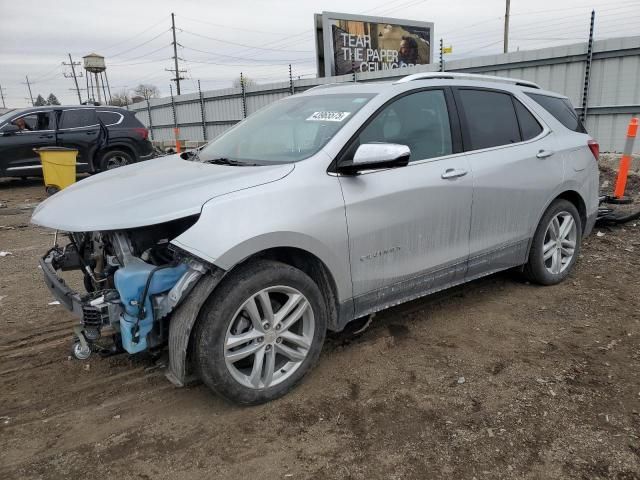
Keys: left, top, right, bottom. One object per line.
{"left": 83, "top": 53, "right": 110, "bottom": 104}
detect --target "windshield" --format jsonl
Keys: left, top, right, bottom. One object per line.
{"left": 0, "top": 109, "right": 17, "bottom": 127}
{"left": 197, "top": 93, "right": 375, "bottom": 165}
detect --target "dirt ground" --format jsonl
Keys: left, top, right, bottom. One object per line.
{"left": 1, "top": 155, "right": 640, "bottom": 480}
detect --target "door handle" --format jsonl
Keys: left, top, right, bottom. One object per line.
{"left": 441, "top": 168, "right": 468, "bottom": 179}
{"left": 536, "top": 149, "right": 554, "bottom": 159}
{"left": 39, "top": 134, "right": 54, "bottom": 139}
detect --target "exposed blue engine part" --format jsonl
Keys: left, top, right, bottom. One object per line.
{"left": 115, "top": 258, "right": 189, "bottom": 354}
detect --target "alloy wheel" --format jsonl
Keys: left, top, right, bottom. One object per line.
{"left": 106, "top": 155, "right": 129, "bottom": 169}
{"left": 224, "top": 286, "right": 315, "bottom": 389}
{"left": 542, "top": 211, "right": 577, "bottom": 275}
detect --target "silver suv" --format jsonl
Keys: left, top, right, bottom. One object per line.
{"left": 32, "top": 73, "right": 599, "bottom": 404}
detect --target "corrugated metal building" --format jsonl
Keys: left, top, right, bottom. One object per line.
{"left": 128, "top": 35, "right": 640, "bottom": 153}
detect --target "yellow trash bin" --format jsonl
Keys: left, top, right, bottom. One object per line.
{"left": 34, "top": 147, "right": 78, "bottom": 195}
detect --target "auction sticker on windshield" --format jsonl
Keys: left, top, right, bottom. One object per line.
{"left": 306, "top": 111, "right": 351, "bottom": 122}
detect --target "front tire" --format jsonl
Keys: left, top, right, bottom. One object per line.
{"left": 194, "top": 260, "right": 327, "bottom": 405}
{"left": 524, "top": 199, "right": 582, "bottom": 285}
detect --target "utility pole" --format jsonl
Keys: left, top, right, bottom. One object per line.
{"left": 63, "top": 54, "right": 83, "bottom": 104}
{"left": 504, "top": 0, "right": 511, "bottom": 53}
{"left": 0, "top": 84, "right": 6, "bottom": 108}
{"left": 167, "top": 12, "right": 186, "bottom": 95}
{"left": 25, "top": 75, "right": 34, "bottom": 106}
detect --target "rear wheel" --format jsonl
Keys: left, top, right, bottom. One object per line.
{"left": 194, "top": 260, "right": 327, "bottom": 405}
{"left": 524, "top": 199, "right": 582, "bottom": 285}
{"left": 98, "top": 150, "right": 134, "bottom": 171}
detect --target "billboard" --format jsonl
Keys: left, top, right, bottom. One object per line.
{"left": 314, "top": 11, "right": 434, "bottom": 77}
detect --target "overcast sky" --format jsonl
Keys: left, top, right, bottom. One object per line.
{"left": 1, "top": 0, "right": 639, "bottom": 107}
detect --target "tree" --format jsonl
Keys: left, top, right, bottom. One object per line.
{"left": 109, "top": 89, "right": 132, "bottom": 107}
{"left": 46, "top": 93, "right": 60, "bottom": 105}
{"left": 34, "top": 94, "right": 47, "bottom": 106}
{"left": 233, "top": 75, "right": 256, "bottom": 89}
{"left": 132, "top": 84, "right": 159, "bottom": 101}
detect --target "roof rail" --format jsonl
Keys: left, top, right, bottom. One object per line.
{"left": 304, "top": 82, "right": 351, "bottom": 92}
{"left": 394, "top": 72, "right": 540, "bottom": 89}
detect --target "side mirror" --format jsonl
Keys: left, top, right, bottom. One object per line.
{"left": 1, "top": 124, "right": 20, "bottom": 136}
{"left": 338, "top": 143, "right": 410, "bottom": 175}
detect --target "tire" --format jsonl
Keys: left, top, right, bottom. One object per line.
{"left": 194, "top": 260, "right": 328, "bottom": 405}
{"left": 524, "top": 199, "right": 582, "bottom": 285}
{"left": 98, "top": 150, "right": 134, "bottom": 171}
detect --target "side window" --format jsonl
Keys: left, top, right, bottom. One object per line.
{"left": 525, "top": 93, "right": 586, "bottom": 133}
{"left": 97, "top": 111, "right": 123, "bottom": 126}
{"left": 513, "top": 98, "right": 543, "bottom": 140}
{"left": 12, "top": 112, "right": 53, "bottom": 131}
{"left": 349, "top": 90, "right": 453, "bottom": 162}
{"left": 59, "top": 109, "right": 98, "bottom": 129}
{"left": 458, "top": 89, "right": 520, "bottom": 150}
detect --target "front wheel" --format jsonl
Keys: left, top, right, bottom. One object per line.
{"left": 524, "top": 199, "right": 582, "bottom": 285}
{"left": 194, "top": 260, "right": 327, "bottom": 405}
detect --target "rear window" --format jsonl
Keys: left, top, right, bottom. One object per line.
{"left": 97, "top": 111, "right": 123, "bottom": 126}
{"left": 123, "top": 112, "right": 146, "bottom": 128}
{"left": 525, "top": 93, "right": 586, "bottom": 133}
{"left": 458, "top": 89, "right": 521, "bottom": 150}
{"left": 513, "top": 98, "right": 543, "bottom": 140}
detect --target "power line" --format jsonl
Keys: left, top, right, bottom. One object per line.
{"left": 180, "top": 44, "right": 311, "bottom": 64}
{"left": 110, "top": 58, "right": 172, "bottom": 67}
{"left": 29, "top": 65, "right": 65, "bottom": 85}
{"left": 109, "top": 29, "right": 171, "bottom": 58}
{"left": 178, "top": 28, "right": 314, "bottom": 53}
{"left": 111, "top": 44, "right": 171, "bottom": 64}
{"left": 375, "top": 0, "right": 430, "bottom": 17}
{"left": 95, "top": 17, "right": 168, "bottom": 53}
{"left": 446, "top": 4, "right": 639, "bottom": 44}
{"left": 185, "top": 58, "right": 314, "bottom": 68}
{"left": 176, "top": 14, "right": 292, "bottom": 36}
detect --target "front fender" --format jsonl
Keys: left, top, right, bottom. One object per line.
{"left": 170, "top": 166, "right": 352, "bottom": 303}
{"left": 172, "top": 230, "right": 352, "bottom": 304}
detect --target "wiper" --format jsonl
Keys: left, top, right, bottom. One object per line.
{"left": 203, "top": 157, "right": 260, "bottom": 166}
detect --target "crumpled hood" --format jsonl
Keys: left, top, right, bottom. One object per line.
{"left": 31, "top": 154, "right": 294, "bottom": 232}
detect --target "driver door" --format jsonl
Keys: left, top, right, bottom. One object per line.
{"left": 0, "top": 111, "right": 56, "bottom": 175}
{"left": 337, "top": 88, "right": 473, "bottom": 316}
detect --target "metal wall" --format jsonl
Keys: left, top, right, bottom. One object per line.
{"left": 128, "top": 35, "right": 640, "bottom": 153}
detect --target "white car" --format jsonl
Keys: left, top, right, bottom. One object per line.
{"left": 33, "top": 73, "right": 599, "bottom": 404}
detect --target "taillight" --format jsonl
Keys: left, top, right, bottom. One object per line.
{"left": 133, "top": 127, "right": 149, "bottom": 140}
{"left": 588, "top": 139, "right": 599, "bottom": 160}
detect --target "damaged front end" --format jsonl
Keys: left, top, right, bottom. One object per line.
{"left": 41, "top": 216, "right": 212, "bottom": 365}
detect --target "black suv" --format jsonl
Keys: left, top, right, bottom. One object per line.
{"left": 0, "top": 105, "right": 154, "bottom": 178}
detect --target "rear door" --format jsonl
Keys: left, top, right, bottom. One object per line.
{"left": 56, "top": 108, "right": 101, "bottom": 170}
{"left": 337, "top": 88, "right": 473, "bottom": 316}
{"left": 0, "top": 111, "right": 56, "bottom": 175}
{"left": 453, "top": 87, "right": 562, "bottom": 279}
